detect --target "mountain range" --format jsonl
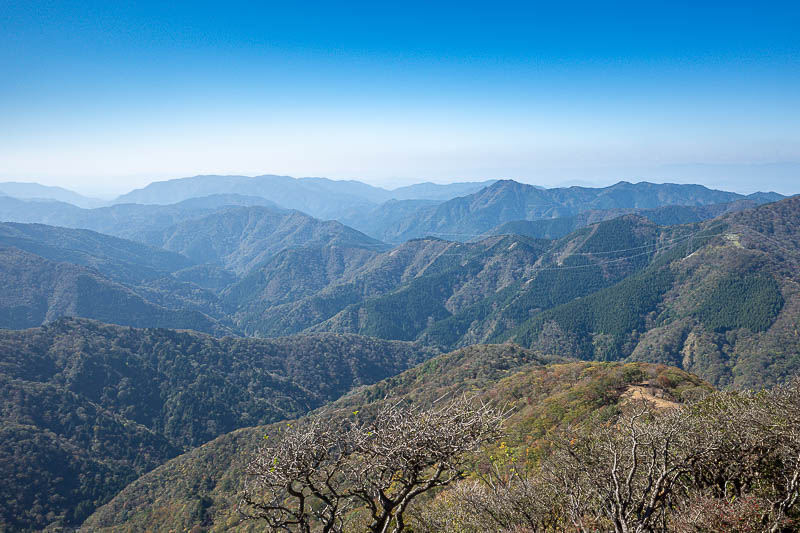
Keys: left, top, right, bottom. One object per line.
{"left": 0, "top": 173, "right": 798, "bottom": 531}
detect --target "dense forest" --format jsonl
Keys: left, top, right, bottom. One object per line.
{"left": 0, "top": 319, "right": 435, "bottom": 530}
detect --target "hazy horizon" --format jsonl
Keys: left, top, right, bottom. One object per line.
{"left": 2, "top": 163, "right": 799, "bottom": 200}
{"left": 2, "top": 2, "right": 798, "bottom": 197}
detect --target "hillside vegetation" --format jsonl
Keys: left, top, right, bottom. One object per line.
{"left": 83, "top": 342, "right": 709, "bottom": 532}
{"left": 370, "top": 180, "right": 780, "bottom": 242}
{"left": 0, "top": 177, "right": 797, "bottom": 531}
{"left": 0, "top": 319, "right": 435, "bottom": 531}
{"left": 508, "top": 196, "right": 800, "bottom": 388}
{"left": 3, "top": 196, "right": 799, "bottom": 390}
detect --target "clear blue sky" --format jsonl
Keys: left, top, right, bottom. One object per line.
{"left": 1, "top": 1, "right": 799, "bottom": 195}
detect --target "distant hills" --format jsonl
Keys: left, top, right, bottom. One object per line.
{"left": 364, "top": 179, "right": 784, "bottom": 242}
{"left": 0, "top": 181, "right": 105, "bottom": 208}
{"left": 0, "top": 206, "right": 386, "bottom": 331}
{"left": 2, "top": 191, "right": 799, "bottom": 391}
{"left": 0, "top": 176, "right": 784, "bottom": 247}
{"left": 113, "top": 174, "right": 498, "bottom": 220}
{"left": 145, "top": 205, "right": 386, "bottom": 274}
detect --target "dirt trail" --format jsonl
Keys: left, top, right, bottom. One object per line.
{"left": 621, "top": 384, "right": 681, "bottom": 410}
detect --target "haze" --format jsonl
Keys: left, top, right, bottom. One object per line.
{"left": 1, "top": 1, "right": 798, "bottom": 196}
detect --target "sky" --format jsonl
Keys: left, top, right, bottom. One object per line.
{"left": 1, "top": 1, "right": 799, "bottom": 196}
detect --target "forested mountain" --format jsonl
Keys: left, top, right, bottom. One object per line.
{"left": 0, "top": 247, "right": 228, "bottom": 333}
{"left": 0, "top": 209, "right": 384, "bottom": 331}
{"left": 232, "top": 197, "right": 800, "bottom": 389}
{"left": 82, "top": 342, "right": 709, "bottom": 532}
{"left": 229, "top": 235, "right": 553, "bottom": 337}
{"left": 506, "top": 196, "right": 800, "bottom": 389}
{"left": 485, "top": 199, "right": 762, "bottom": 241}
{"left": 144, "top": 206, "right": 386, "bottom": 275}
{"left": 223, "top": 244, "right": 383, "bottom": 309}
{"left": 0, "top": 319, "right": 436, "bottom": 531}
{"left": 0, "top": 222, "right": 193, "bottom": 284}
{"left": 0, "top": 200, "right": 385, "bottom": 278}
{"left": 0, "top": 194, "right": 278, "bottom": 242}
{"left": 237, "top": 215, "right": 662, "bottom": 344}
{"left": 371, "top": 180, "right": 783, "bottom": 242}
{"left": 0, "top": 222, "right": 235, "bottom": 332}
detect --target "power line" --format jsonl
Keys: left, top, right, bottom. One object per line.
{"left": 430, "top": 224, "right": 726, "bottom": 267}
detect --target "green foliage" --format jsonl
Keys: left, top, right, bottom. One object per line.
{"left": 0, "top": 318, "right": 434, "bottom": 531}
{"left": 696, "top": 273, "right": 784, "bottom": 332}
{"left": 82, "top": 349, "right": 709, "bottom": 532}
{"left": 512, "top": 266, "right": 675, "bottom": 360}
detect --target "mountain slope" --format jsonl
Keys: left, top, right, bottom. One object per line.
{"left": 388, "top": 180, "right": 497, "bottom": 201}
{"left": 381, "top": 180, "right": 782, "bottom": 242}
{"left": 0, "top": 194, "right": 276, "bottom": 245}
{"left": 0, "top": 222, "right": 193, "bottom": 284}
{"left": 303, "top": 215, "right": 665, "bottom": 346}
{"left": 83, "top": 344, "right": 709, "bottom": 532}
{"left": 147, "top": 206, "right": 387, "bottom": 275}
{"left": 0, "top": 375, "right": 180, "bottom": 530}
{"left": 223, "top": 245, "right": 382, "bottom": 309}
{"left": 506, "top": 196, "right": 800, "bottom": 388}
{"left": 0, "top": 181, "right": 104, "bottom": 208}
{"left": 230, "top": 235, "right": 553, "bottom": 338}
{"left": 0, "top": 247, "right": 228, "bottom": 333}
{"left": 337, "top": 199, "right": 443, "bottom": 242}
{"left": 486, "top": 199, "right": 762, "bottom": 241}
{"left": 0, "top": 319, "right": 437, "bottom": 531}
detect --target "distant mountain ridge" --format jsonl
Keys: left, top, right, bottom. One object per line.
{"left": 485, "top": 199, "right": 764, "bottom": 241}
{"left": 0, "top": 207, "right": 387, "bottom": 331}
{"left": 372, "top": 180, "right": 784, "bottom": 242}
{"left": 113, "top": 174, "right": 498, "bottom": 220}
{"left": 0, "top": 181, "right": 105, "bottom": 208}
{"left": 2, "top": 178, "right": 785, "bottom": 250}
{"left": 145, "top": 205, "right": 386, "bottom": 275}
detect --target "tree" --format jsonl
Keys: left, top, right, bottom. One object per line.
{"left": 409, "top": 378, "right": 800, "bottom": 533}
{"left": 240, "top": 396, "right": 505, "bottom": 533}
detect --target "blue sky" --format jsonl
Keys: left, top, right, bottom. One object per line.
{"left": 1, "top": 1, "right": 799, "bottom": 195}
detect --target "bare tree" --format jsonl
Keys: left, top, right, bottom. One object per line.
{"left": 407, "top": 379, "right": 800, "bottom": 533}
{"left": 240, "top": 396, "right": 505, "bottom": 533}
{"left": 410, "top": 473, "right": 564, "bottom": 533}
{"left": 544, "top": 402, "right": 709, "bottom": 533}
{"left": 678, "top": 379, "right": 800, "bottom": 532}
{"left": 241, "top": 416, "right": 354, "bottom": 533}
